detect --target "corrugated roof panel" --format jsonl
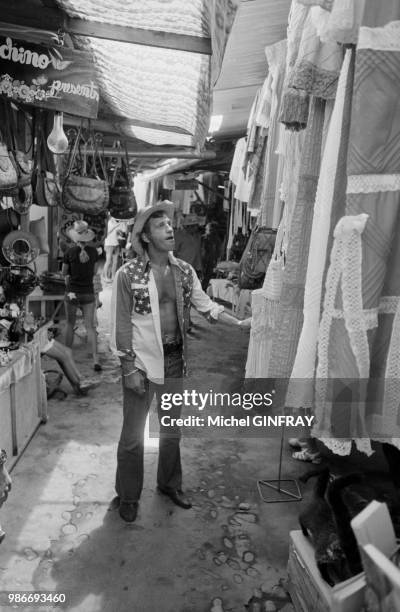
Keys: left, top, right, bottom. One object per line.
{"left": 216, "top": 0, "right": 291, "bottom": 91}
{"left": 72, "top": 37, "right": 210, "bottom": 144}
{"left": 53, "top": 0, "right": 239, "bottom": 146}
{"left": 212, "top": 0, "right": 291, "bottom": 137}
{"left": 55, "top": 0, "right": 210, "bottom": 36}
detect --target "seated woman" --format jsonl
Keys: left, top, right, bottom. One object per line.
{"left": 41, "top": 336, "right": 97, "bottom": 396}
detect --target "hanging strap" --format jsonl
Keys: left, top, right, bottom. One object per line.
{"left": 124, "top": 141, "right": 132, "bottom": 185}
{"left": 64, "top": 122, "right": 82, "bottom": 179}
{"left": 93, "top": 131, "right": 107, "bottom": 180}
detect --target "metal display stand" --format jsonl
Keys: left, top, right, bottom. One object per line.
{"left": 257, "top": 423, "right": 302, "bottom": 503}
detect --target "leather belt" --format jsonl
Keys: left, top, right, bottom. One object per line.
{"left": 163, "top": 341, "right": 182, "bottom": 355}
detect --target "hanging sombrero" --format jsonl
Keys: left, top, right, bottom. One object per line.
{"left": 2, "top": 230, "right": 40, "bottom": 266}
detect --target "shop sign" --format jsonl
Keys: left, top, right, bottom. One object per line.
{"left": 0, "top": 36, "right": 99, "bottom": 118}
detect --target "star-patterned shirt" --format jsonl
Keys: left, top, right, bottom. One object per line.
{"left": 110, "top": 252, "right": 223, "bottom": 383}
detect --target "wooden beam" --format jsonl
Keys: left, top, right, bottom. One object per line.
{"left": 98, "top": 115, "right": 192, "bottom": 136}
{"left": 63, "top": 115, "right": 192, "bottom": 137}
{"left": 67, "top": 19, "right": 212, "bottom": 55}
{"left": 0, "top": 1, "right": 212, "bottom": 55}
{"left": 91, "top": 148, "right": 216, "bottom": 159}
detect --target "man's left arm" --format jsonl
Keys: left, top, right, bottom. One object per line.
{"left": 190, "top": 268, "right": 239, "bottom": 326}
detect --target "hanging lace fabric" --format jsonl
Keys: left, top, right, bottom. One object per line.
{"left": 258, "top": 39, "right": 287, "bottom": 228}
{"left": 266, "top": 97, "right": 326, "bottom": 380}
{"left": 315, "top": 0, "right": 366, "bottom": 45}
{"left": 279, "top": 0, "right": 343, "bottom": 131}
{"left": 293, "top": 3, "right": 400, "bottom": 456}
{"left": 245, "top": 251, "right": 284, "bottom": 378}
{"left": 316, "top": 13, "right": 400, "bottom": 454}
{"left": 312, "top": 214, "right": 372, "bottom": 456}
{"left": 287, "top": 48, "right": 354, "bottom": 409}
{"left": 279, "top": 0, "right": 310, "bottom": 131}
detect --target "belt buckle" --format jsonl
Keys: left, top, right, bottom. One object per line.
{"left": 163, "top": 341, "right": 181, "bottom": 355}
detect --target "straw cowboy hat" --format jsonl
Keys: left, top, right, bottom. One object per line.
{"left": 67, "top": 220, "right": 95, "bottom": 244}
{"left": 131, "top": 202, "right": 175, "bottom": 256}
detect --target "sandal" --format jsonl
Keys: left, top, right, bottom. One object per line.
{"left": 292, "top": 448, "right": 322, "bottom": 464}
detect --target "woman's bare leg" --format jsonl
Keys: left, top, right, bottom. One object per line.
{"left": 82, "top": 301, "right": 99, "bottom": 367}
{"left": 65, "top": 300, "right": 77, "bottom": 348}
{"left": 42, "top": 339, "right": 81, "bottom": 390}
{"left": 103, "top": 247, "right": 113, "bottom": 281}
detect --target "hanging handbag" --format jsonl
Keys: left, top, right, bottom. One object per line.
{"left": 0, "top": 141, "right": 18, "bottom": 195}
{"left": 108, "top": 143, "right": 137, "bottom": 219}
{"left": 238, "top": 226, "right": 277, "bottom": 290}
{"left": 62, "top": 124, "right": 109, "bottom": 216}
{"left": 12, "top": 151, "right": 33, "bottom": 214}
{"left": 0, "top": 208, "right": 19, "bottom": 236}
{"left": 33, "top": 115, "right": 60, "bottom": 208}
{"left": 2, "top": 101, "right": 34, "bottom": 213}
{"left": 0, "top": 99, "right": 18, "bottom": 195}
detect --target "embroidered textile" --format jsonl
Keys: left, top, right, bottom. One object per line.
{"left": 310, "top": 13, "right": 400, "bottom": 455}
{"left": 267, "top": 98, "right": 326, "bottom": 379}
{"left": 288, "top": 48, "right": 355, "bottom": 407}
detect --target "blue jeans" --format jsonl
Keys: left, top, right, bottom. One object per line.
{"left": 116, "top": 349, "right": 183, "bottom": 503}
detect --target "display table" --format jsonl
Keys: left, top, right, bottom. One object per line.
{"left": 0, "top": 341, "right": 47, "bottom": 471}
{"left": 27, "top": 287, "right": 65, "bottom": 320}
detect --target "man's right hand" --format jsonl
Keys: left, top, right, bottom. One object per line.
{"left": 122, "top": 367, "right": 146, "bottom": 394}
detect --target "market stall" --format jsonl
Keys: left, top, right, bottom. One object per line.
{"left": 1, "top": 1, "right": 400, "bottom": 611}
{"left": 0, "top": 0, "right": 239, "bottom": 504}
{"left": 223, "top": 1, "right": 400, "bottom": 610}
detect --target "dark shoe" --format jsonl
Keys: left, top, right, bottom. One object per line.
{"left": 108, "top": 496, "right": 120, "bottom": 511}
{"left": 157, "top": 487, "right": 192, "bottom": 509}
{"left": 75, "top": 379, "right": 100, "bottom": 396}
{"left": 119, "top": 501, "right": 138, "bottom": 523}
{"left": 93, "top": 363, "right": 102, "bottom": 372}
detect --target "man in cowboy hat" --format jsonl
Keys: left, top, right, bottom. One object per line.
{"left": 62, "top": 220, "right": 102, "bottom": 372}
{"left": 110, "top": 202, "right": 237, "bottom": 523}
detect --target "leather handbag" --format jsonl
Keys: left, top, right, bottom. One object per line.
{"left": 1, "top": 101, "right": 34, "bottom": 213}
{"left": 33, "top": 118, "right": 60, "bottom": 208}
{"left": 108, "top": 143, "right": 137, "bottom": 219}
{"left": 62, "top": 125, "right": 109, "bottom": 216}
{"left": 0, "top": 142, "right": 18, "bottom": 195}
{"left": 12, "top": 150, "right": 33, "bottom": 214}
{"left": 0, "top": 208, "right": 19, "bottom": 235}
{"left": 35, "top": 169, "right": 60, "bottom": 208}
{"left": 0, "top": 101, "right": 18, "bottom": 195}
{"left": 238, "top": 226, "right": 277, "bottom": 290}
